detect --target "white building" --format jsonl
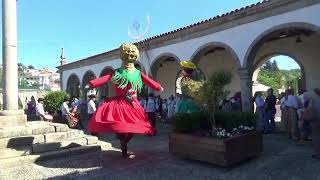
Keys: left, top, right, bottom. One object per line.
{"left": 23, "top": 68, "right": 60, "bottom": 91}
{"left": 58, "top": 0, "right": 320, "bottom": 112}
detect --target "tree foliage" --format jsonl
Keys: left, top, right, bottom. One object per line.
{"left": 257, "top": 60, "right": 301, "bottom": 94}
{"left": 44, "top": 91, "right": 69, "bottom": 114}
{"left": 28, "top": 65, "right": 35, "bottom": 69}
{"left": 181, "top": 71, "right": 232, "bottom": 130}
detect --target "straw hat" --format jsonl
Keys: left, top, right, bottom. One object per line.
{"left": 180, "top": 61, "right": 196, "bottom": 69}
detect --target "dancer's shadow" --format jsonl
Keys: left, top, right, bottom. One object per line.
{"left": 35, "top": 148, "right": 153, "bottom": 169}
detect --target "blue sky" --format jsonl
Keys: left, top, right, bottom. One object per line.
{"left": 0, "top": 0, "right": 299, "bottom": 70}
{"left": 269, "top": 56, "right": 300, "bottom": 70}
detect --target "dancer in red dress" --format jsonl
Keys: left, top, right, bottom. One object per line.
{"left": 86, "top": 43, "right": 163, "bottom": 158}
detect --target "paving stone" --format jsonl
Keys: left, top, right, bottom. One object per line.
{"left": 32, "top": 138, "right": 88, "bottom": 154}
{"left": 0, "top": 145, "right": 102, "bottom": 169}
{"left": 0, "top": 146, "right": 32, "bottom": 159}
{"left": 44, "top": 132, "right": 68, "bottom": 143}
{"left": 0, "top": 134, "right": 45, "bottom": 149}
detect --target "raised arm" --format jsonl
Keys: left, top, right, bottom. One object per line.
{"left": 141, "top": 72, "right": 162, "bottom": 91}
{"left": 89, "top": 71, "right": 114, "bottom": 88}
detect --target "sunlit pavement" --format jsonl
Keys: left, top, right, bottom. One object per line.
{"left": 0, "top": 122, "right": 319, "bottom": 180}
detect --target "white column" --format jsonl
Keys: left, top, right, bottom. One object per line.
{"left": 2, "top": 0, "right": 18, "bottom": 110}
{"left": 238, "top": 68, "right": 254, "bottom": 113}
{"left": 0, "top": 0, "right": 26, "bottom": 127}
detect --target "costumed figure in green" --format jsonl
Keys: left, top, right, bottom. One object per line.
{"left": 176, "top": 61, "right": 201, "bottom": 113}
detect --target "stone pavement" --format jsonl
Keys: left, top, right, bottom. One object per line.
{"left": 0, "top": 123, "right": 320, "bottom": 180}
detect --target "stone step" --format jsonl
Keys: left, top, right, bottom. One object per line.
{"left": 0, "top": 129, "right": 85, "bottom": 149}
{"left": 32, "top": 137, "right": 87, "bottom": 154}
{"left": 0, "top": 122, "right": 69, "bottom": 139}
{"left": 0, "top": 134, "right": 45, "bottom": 149}
{"left": 32, "top": 136, "right": 99, "bottom": 154}
{"left": 0, "top": 145, "right": 103, "bottom": 169}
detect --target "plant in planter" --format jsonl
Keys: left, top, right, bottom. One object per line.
{"left": 170, "top": 111, "right": 262, "bottom": 166}
{"left": 182, "top": 70, "right": 232, "bottom": 133}
{"left": 170, "top": 71, "right": 262, "bottom": 167}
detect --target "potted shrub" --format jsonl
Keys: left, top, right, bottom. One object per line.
{"left": 169, "top": 71, "right": 263, "bottom": 167}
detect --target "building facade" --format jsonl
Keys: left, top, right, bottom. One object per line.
{"left": 23, "top": 68, "right": 60, "bottom": 91}
{"left": 58, "top": 0, "right": 320, "bottom": 112}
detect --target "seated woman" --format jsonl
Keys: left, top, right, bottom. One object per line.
{"left": 36, "top": 98, "right": 53, "bottom": 121}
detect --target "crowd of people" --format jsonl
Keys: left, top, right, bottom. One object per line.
{"left": 254, "top": 88, "right": 320, "bottom": 159}
{"left": 138, "top": 93, "right": 181, "bottom": 125}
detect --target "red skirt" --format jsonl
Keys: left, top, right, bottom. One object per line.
{"left": 88, "top": 96, "right": 156, "bottom": 135}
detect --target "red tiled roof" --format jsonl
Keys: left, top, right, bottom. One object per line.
{"left": 60, "top": 0, "right": 271, "bottom": 68}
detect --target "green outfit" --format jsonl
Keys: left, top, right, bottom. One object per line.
{"left": 176, "top": 76, "right": 200, "bottom": 113}
{"left": 177, "top": 98, "right": 200, "bottom": 113}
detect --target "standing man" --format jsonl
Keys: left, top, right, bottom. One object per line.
{"left": 264, "top": 88, "right": 277, "bottom": 133}
{"left": 87, "top": 94, "right": 97, "bottom": 135}
{"left": 145, "top": 93, "right": 157, "bottom": 130}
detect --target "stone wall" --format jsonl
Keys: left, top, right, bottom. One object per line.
{"left": 0, "top": 89, "right": 47, "bottom": 109}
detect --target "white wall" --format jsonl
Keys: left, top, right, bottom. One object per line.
{"left": 154, "top": 61, "right": 180, "bottom": 99}
{"left": 62, "top": 59, "right": 121, "bottom": 90}
{"left": 197, "top": 50, "right": 241, "bottom": 97}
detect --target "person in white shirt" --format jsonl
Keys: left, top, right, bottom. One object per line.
{"left": 254, "top": 91, "right": 265, "bottom": 132}
{"left": 87, "top": 94, "right": 97, "bottom": 119}
{"left": 87, "top": 94, "right": 98, "bottom": 135}
{"left": 144, "top": 93, "right": 157, "bottom": 129}
{"left": 167, "top": 95, "right": 176, "bottom": 120}
{"left": 285, "top": 89, "right": 300, "bottom": 140}
{"left": 60, "top": 98, "right": 71, "bottom": 123}
{"left": 280, "top": 91, "right": 289, "bottom": 134}
{"left": 36, "top": 98, "right": 52, "bottom": 121}
{"left": 162, "top": 99, "right": 168, "bottom": 122}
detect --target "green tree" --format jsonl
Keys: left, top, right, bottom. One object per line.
{"left": 28, "top": 65, "right": 35, "bottom": 69}
{"left": 262, "top": 61, "right": 273, "bottom": 71}
{"left": 44, "top": 91, "right": 69, "bottom": 114}
{"left": 271, "top": 60, "right": 279, "bottom": 71}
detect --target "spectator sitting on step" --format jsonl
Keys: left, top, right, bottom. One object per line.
{"left": 36, "top": 98, "right": 53, "bottom": 122}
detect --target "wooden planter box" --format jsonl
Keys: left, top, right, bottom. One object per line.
{"left": 169, "top": 132, "right": 263, "bottom": 167}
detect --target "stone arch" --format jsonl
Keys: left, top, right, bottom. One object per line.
{"left": 240, "top": 22, "right": 320, "bottom": 112}
{"left": 82, "top": 70, "right": 96, "bottom": 99}
{"left": 243, "top": 22, "right": 320, "bottom": 69}
{"left": 66, "top": 73, "right": 81, "bottom": 98}
{"left": 190, "top": 42, "right": 241, "bottom": 68}
{"left": 149, "top": 53, "right": 180, "bottom": 98}
{"left": 253, "top": 52, "right": 306, "bottom": 93}
{"left": 149, "top": 53, "right": 181, "bottom": 77}
{"left": 98, "top": 67, "right": 115, "bottom": 99}
{"left": 190, "top": 42, "right": 241, "bottom": 98}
